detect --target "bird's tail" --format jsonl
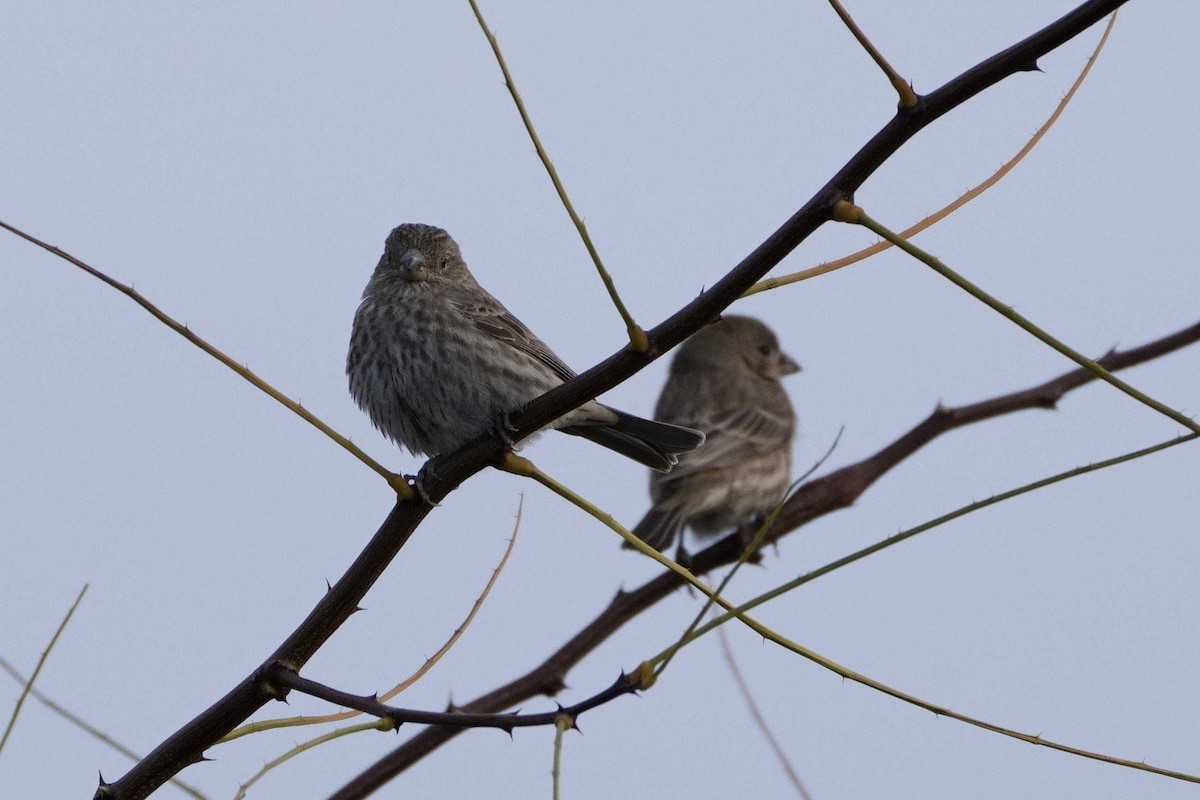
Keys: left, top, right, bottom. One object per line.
{"left": 628, "top": 503, "right": 686, "bottom": 552}
{"left": 563, "top": 407, "right": 704, "bottom": 473}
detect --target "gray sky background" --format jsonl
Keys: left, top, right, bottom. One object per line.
{"left": 2, "top": 3, "right": 1198, "bottom": 798}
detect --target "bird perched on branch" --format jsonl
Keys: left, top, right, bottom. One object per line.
{"left": 347, "top": 223, "right": 704, "bottom": 471}
{"left": 631, "top": 315, "right": 800, "bottom": 559}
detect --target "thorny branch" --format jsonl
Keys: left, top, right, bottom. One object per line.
{"left": 332, "top": 320, "right": 1198, "bottom": 796}
{"left": 87, "top": 3, "right": 1135, "bottom": 797}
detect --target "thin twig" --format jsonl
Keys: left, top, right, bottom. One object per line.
{"left": 77, "top": 5, "right": 1136, "bottom": 796}
{"left": 716, "top": 625, "right": 814, "bottom": 799}
{"left": 838, "top": 202, "right": 1199, "bottom": 434}
{"left": 467, "top": 0, "right": 647, "bottom": 351}
{"left": 662, "top": 434, "right": 1196, "bottom": 656}
{"left": 0, "top": 219, "right": 412, "bottom": 499}
{"left": 0, "top": 657, "right": 207, "bottom": 799}
{"left": 354, "top": 315, "right": 1196, "bottom": 789}
{"left": 223, "top": 498, "right": 522, "bottom": 740}
{"left": 0, "top": 584, "right": 87, "bottom": 755}
{"left": 658, "top": 430, "right": 843, "bottom": 678}
{"left": 552, "top": 712, "right": 572, "bottom": 800}
{"left": 232, "top": 720, "right": 388, "bottom": 800}
{"left": 828, "top": 0, "right": 917, "bottom": 105}
{"left": 744, "top": 11, "right": 1118, "bottom": 297}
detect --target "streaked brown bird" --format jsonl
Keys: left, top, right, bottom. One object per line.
{"left": 631, "top": 315, "right": 800, "bottom": 557}
{"left": 347, "top": 223, "right": 704, "bottom": 471}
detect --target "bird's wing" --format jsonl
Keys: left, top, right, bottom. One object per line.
{"left": 664, "top": 402, "right": 792, "bottom": 481}
{"left": 451, "top": 292, "right": 578, "bottom": 382}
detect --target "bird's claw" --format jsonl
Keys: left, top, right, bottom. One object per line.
{"left": 411, "top": 466, "right": 440, "bottom": 507}
{"left": 492, "top": 413, "right": 520, "bottom": 450}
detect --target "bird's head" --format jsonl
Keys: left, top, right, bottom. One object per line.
{"left": 376, "top": 223, "right": 470, "bottom": 284}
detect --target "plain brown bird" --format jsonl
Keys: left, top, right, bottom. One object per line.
{"left": 347, "top": 223, "right": 705, "bottom": 471}
{"left": 631, "top": 315, "right": 800, "bottom": 558}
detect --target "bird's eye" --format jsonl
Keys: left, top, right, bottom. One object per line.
{"left": 439, "top": 259, "right": 449, "bottom": 271}
{"left": 758, "top": 344, "right": 772, "bottom": 356}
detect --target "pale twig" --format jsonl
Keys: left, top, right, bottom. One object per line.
{"left": 467, "top": 0, "right": 647, "bottom": 351}
{"left": 827, "top": 0, "right": 916, "bottom": 105}
{"left": 656, "top": 430, "right": 842, "bottom": 679}
{"left": 716, "top": 625, "right": 814, "bottom": 799}
{"left": 232, "top": 720, "right": 389, "bottom": 800}
{"left": 0, "top": 584, "right": 87, "bottom": 756}
{"left": 0, "top": 219, "right": 412, "bottom": 499}
{"left": 744, "top": 11, "right": 1118, "bottom": 297}
{"left": 223, "top": 499, "right": 521, "bottom": 740}
{"left": 551, "top": 712, "right": 572, "bottom": 800}
{"left": 0, "top": 657, "right": 207, "bottom": 798}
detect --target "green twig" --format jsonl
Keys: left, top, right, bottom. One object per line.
{"left": 658, "top": 430, "right": 843, "bottom": 678}
{"left": 666, "top": 433, "right": 1193, "bottom": 655}
{"left": 643, "top": 434, "right": 1198, "bottom": 782}
{"left": 233, "top": 720, "right": 389, "bottom": 800}
{"left": 500, "top": 453, "right": 723, "bottom": 601}
{"left": 552, "top": 712, "right": 572, "bottom": 800}
{"left": 835, "top": 202, "right": 1199, "bottom": 434}
{"left": 467, "top": 0, "right": 646, "bottom": 351}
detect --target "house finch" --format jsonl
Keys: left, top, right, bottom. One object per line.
{"left": 347, "top": 223, "right": 704, "bottom": 471}
{"left": 631, "top": 315, "right": 799, "bottom": 556}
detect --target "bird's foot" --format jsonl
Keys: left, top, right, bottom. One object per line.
{"left": 411, "top": 461, "right": 443, "bottom": 507}
{"left": 491, "top": 413, "right": 521, "bottom": 450}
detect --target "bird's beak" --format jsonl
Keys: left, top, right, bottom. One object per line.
{"left": 398, "top": 248, "right": 428, "bottom": 280}
{"left": 775, "top": 351, "right": 801, "bottom": 378}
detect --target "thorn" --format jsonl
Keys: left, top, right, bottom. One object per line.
{"left": 193, "top": 752, "right": 215, "bottom": 764}
{"left": 259, "top": 676, "right": 288, "bottom": 701}
{"left": 445, "top": 697, "right": 459, "bottom": 713}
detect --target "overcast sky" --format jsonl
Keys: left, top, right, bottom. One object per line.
{"left": 2, "top": 2, "right": 1198, "bottom": 799}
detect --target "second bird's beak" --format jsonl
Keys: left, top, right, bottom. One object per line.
{"left": 775, "top": 351, "right": 801, "bottom": 378}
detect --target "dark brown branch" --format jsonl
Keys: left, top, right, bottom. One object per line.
{"left": 97, "top": 3, "right": 1128, "bottom": 797}
{"left": 267, "top": 664, "right": 633, "bottom": 732}
{"left": 332, "top": 317, "right": 1199, "bottom": 799}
